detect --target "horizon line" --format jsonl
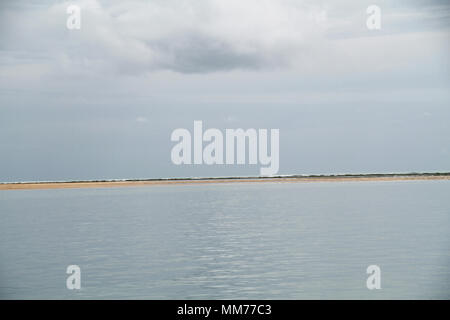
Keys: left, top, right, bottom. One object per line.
{"left": 1, "top": 172, "right": 450, "bottom": 190}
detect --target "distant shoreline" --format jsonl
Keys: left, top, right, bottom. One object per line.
{"left": 1, "top": 173, "right": 449, "bottom": 190}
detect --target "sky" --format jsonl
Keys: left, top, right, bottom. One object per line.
{"left": 0, "top": 0, "right": 449, "bottom": 181}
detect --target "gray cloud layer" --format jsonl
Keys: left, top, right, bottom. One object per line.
{"left": 1, "top": 0, "right": 448, "bottom": 75}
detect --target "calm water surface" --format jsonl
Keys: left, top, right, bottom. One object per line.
{"left": 0, "top": 180, "right": 449, "bottom": 299}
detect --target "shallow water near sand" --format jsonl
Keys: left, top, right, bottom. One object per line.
{"left": 0, "top": 180, "right": 449, "bottom": 299}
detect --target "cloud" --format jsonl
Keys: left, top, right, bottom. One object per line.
{"left": 135, "top": 116, "right": 148, "bottom": 123}
{"left": 0, "top": 0, "right": 330, "bottom": 75}
{"left": 0, "top": 0, "right": 448, "bottom": 77}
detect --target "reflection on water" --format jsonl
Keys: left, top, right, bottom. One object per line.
{"left": 0, "top": 180, "right": 449, "bottom": 299}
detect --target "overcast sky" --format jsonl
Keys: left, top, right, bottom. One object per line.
{"left": 0, "top": 0, "right": 449, "bottom": 181}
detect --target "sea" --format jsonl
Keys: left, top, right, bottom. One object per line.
{"left": 0, "top": 180, "right": 449, "bottom": 299}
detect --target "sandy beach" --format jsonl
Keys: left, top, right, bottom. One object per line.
{"left": 1, "top": 174, "right": 449, "bottom": 190}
